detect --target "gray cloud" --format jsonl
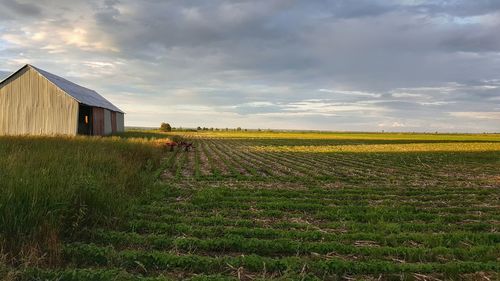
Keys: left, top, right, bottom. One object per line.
{"left": 0, "top": 0, "right": 41, "bottom": 18}
{"left": 0, "top": 0, "right": 499, "bottom": 132}
{"left": 414, "top": 0, "right": 500, "bottom": 17}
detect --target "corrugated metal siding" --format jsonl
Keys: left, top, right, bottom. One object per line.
{"left": 0, "top": 67, "right": 78, "bottom": 135}
{"left": 92, "top": 107, "right": 104, "bottom": 136}
{"left": 104, "top": 109, "right": 112, "bottom": 135}
{"left": 116, "top": 113, "right": 124, "bottom": 132}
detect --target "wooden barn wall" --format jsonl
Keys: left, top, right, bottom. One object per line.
{"left": 103, "top": 109, "right": 112, "bottom": 135}
{"left": 111, "top": 112, "right": 117, "bottom": 133}
{"left": 92, "top": 107, "right": 105, "bottom": 136}
{"left": 0, "top": 67, "right": 78, "bottom": 135}
{"left": 116, "top": 113, "right": 125, "bottom": 133}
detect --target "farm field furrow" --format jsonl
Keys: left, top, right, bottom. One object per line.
{"left": 14, "top": 131, "right": 500, "bottom": 280}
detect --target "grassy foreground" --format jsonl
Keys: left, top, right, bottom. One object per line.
{"left": 0, "top": 135, "right": 167, "bottom": 265}
{"left": 2, "top": 130, "right": 499, "bottom": 280}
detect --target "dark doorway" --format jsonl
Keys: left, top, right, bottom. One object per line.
{"left": 77, "top": 104, "right": 93, "bottom": 135}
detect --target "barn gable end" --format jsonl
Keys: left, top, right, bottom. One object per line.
{"left": 0, "top": 65, "right": 125, "bottom": 136}
{"left": 0, "top": 66, "right": 79, "bottom": 135}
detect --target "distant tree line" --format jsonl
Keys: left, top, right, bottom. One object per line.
{"left": 160, "top": 122, "right": 277, "bottom": 132}
{"left": 195, "top": 126, "right": 248, "bottom": 132}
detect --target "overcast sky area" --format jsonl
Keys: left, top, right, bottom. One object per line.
{"left": 1, "top": 0, "right": 499, "bottom": 132}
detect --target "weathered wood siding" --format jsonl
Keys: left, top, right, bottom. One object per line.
{"left": 92, "top": 107, "right": 105, "bottom": 135}
{"left": 116, "top": 112, "right": 125, "bottom": 133}
{"left": 111, "top": 111, "right": 117, "bottom": 133}
{"left": 0, "top": 67, "right": 78, "bottom": 135}
{"left": 104, "top": 109, "right": 112, "bottom": 135}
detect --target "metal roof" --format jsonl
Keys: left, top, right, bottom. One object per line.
{"left": 0, "top": 65, "right": 124, "bottom": 113}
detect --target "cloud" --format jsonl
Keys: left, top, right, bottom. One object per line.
{"left": 0, "top": 0, "right": 41, "bottom": 18}
{"left": 0, "top": 0, "right": 499, "bottom": 132}
{"left": 449, "top": 112, "right": 500, "bottom": 120}
{"left": 318, "top": 89, "right": 381, "bottom": 98}
{"left": 378, "top": 121, "right": 406, "bottom": 128}
{"left": 413, "top": 0, "right": 500, "bottom": 17}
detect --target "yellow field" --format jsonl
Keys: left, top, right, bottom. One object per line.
{"left": 178, "top": 130, "right": 500, "bottom": 141}
{"left": 250, "top": 142, "right": 500, "bottom": 153}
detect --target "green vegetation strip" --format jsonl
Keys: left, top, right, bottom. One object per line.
{"left": 85, "top": 230, "right": 500, "bottom": 263}
{"left": 89, "top": 227, "right": 500, "bottom": 248}
{"left": 64, "top": 243, "right": 499, "bottom": 276}
{"left": 19, "top": 268, "right": 241, "bottom": 281}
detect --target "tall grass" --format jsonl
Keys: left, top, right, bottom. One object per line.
{"left": 0, "top": 135, "right": 164, "bottom": 264}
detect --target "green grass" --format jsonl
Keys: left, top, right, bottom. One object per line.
{"left": 2, "top": 130, "right": 499, "bottom": 280}
{"left": 0, "top": 135, "right": 164, "bottom": 264}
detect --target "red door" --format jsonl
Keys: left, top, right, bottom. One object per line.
{"left": 92, "top": 108, "right": 104, "bottom": 136}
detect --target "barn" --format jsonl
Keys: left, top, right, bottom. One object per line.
{"left": 0, "top": 64, "right": 124, "bottom": 136}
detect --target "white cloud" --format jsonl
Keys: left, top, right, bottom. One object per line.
{"left": 377, "top": 121, "right": 406, "bottom": 128}
{"left": 318, "top": 89, "right": 381, "bottom": 98}
{"left": 254, "top": 112, "right": 337, "bottom": 117}
{"left": 419, "top": 101, "right": 456, "bottom": 106}
{"left": 449, "top": 112, "right": 500, "bottom": 120}
{"left": 239, "top": 101, "right": 275, "bottom": 107}
{"left": 391, "top": 92, "right": 426, "bottom": 98}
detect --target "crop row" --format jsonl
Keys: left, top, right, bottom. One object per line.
{"left": 87, "top": 225, "right": 500, "bottom": 248}
{"left": 159, "top": 136, "right": 500, "bottom": 187}
{"left": 134, "top": 196, "right": 499, "bottom": 224}
{"left": 128, "top": 217, "right": 496, "bottom": 237}
{"left": 84, "top": 229, "right": 500, "bottom": 262}
{"left": 21, "top": 267, "right": 496, "bottom": 281}
{"left": 154, "top": 177, "right": 497, "bottom": 201}
{"left": 62, "top": 243, "right": 499, "bottom": 276}
{"left": 17, "top": 268, "right": 244, "bottom": 281}
{"left": 134, "top": 203, "right": 499, "bottom": 223}
{"left": 132, "top": 210, "right": 498, "bottom": 231}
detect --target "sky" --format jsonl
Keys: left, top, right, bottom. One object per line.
{"left": 0, "top": 0, "right": 499, "bottom": 132}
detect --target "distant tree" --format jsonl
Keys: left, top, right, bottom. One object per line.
{"left": 236, "top": 127, "right": 242, "bottom": 131}
{"left": 197, "top": 126, "right": 202, "bottom": 131}
{"left": 160, "top": 122, "right": 172, "bottom": 132}
{"left": 210, "top": 127, "right": 214, "bottom": 131}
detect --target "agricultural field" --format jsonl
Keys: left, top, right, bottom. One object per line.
{"left": 2, "top": 131, "right": 500, "bottom": 280}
